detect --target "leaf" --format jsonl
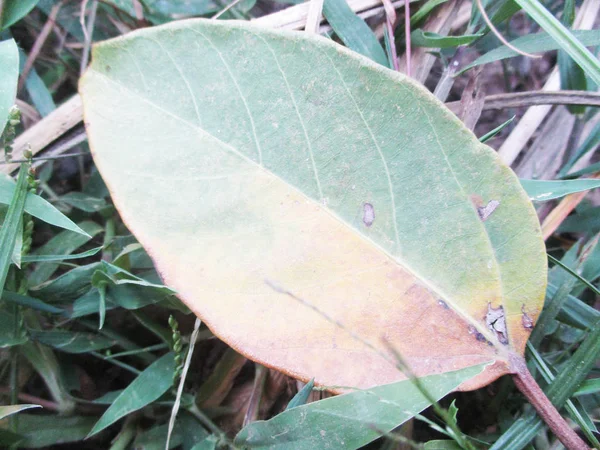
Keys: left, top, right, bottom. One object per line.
{"left": 411, "top": 30, "right": 483, "bottom": 48}
{"left": 0, "top": 404, "right": 41, "bottom": 420}
{"left": 285, "top": 378, "right": 314, "bottom": 410}
{"left": 235, "top": 363, "right": 487, "bottom": 449}
{"left": 0, "top": 174, "right": 91, "bottom": 236}
{"left": 88, "top": 352, "right": 176, "bottom": 436}
{"left": 322, "top": 0, "right": 388, "bottom": 67}
{"left": 14, "top": 414, "right": 96, "bottom": 448}
{"left": 80, "top": 19, "right": 546, "bottom": 393}
{"left": 29, "top": 329, "right": 116, "bottom": 353}
{"left": 424, "top": 441, "right": 462, "bottom": 450}
{"left": 520, "top": 178, "right": 600, "bottom": 202}
{"left": 458, "top": 29, "right": 600, "bottom": 75}
{"left": 0, "top": 166, "right": 28, "bottom": 300}
{"left": 0, "top": 38, "right": 18, "bottom": 136}
{"left": 59, "top": 191, "right": 109, "bottom": 212}
{"left": 0, "top": 0, "right": 39, "bottom": 30}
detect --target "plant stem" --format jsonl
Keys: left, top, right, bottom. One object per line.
{"left": 510, "top": 355, "right": 588, "bottom": 450}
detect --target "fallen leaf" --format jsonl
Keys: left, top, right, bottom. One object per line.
{"left": 79, "top": 19, "right": 546, "bottom": 392}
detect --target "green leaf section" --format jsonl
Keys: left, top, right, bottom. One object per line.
{"left": 458, "top": 29, "right": 600, "bottom": 74}
{"left": 0, "top": 0, "right": 39, "bottom": 30}
{"left": 30, "top": 329, "right": 116, "bottom": 353}
{"left": 0, "top": 38, "right": 18, "bottom": 136}
{"left": 520, "top": 178, "right": 600, "bottom": 202}
{"left": 322, "top": 0, "right": 388, "bottom": 67}
{"left": 0, "top": 166, "right": 28, "bottom": 299}
{"left": 89, "top": 352, "right": 176, "bottom": 436}
{"left": 235, "top": 363, "right": 488, "bottom": 449}
{"left": 0, "top": 404, "right": 41, "bottom": 420}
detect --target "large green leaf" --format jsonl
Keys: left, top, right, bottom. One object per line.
{"left": 236, "top": 363, "right": 487, "bottom": 449}
{"left": 80, "top": 20, "right": 546, "bottom": 395}
{"left": 0, "top": 38, "right": 18, "bottom": 136}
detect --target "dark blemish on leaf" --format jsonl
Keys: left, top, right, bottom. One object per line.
{"left": 105, "top": 65, "right": 112, "bottom": 72}
{"left": 485, "top": 303, "right": 508, "bottom": 345}
{"left": 363, "top": 203, "right": 375, "bottom": 227}
{"left": 438, "top": 299, "right": 449, "bottom": 309}
{"left": 475, "top": 332, "right": 487, "bottom": 342}
{"left": 521, "top": 305, "right": 534, "bottom": 330}
{"left": 477, "top": 200, "right": 500, "bottom": 221}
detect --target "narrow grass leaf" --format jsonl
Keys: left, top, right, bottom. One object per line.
{"left": 0, "top": 38, "right": 18, "bottom": 136}
{"left": 557, "top": 0, "right": 586, "bottom": 115}
{"left": 411, "top": 0, "right": 449, "bottom": 27}
{"left": 18, "top": 48, "right": 55, "bottom": 116}
{"left": 29, "top": 330, "right": 116, "bottom": 353}
{"left": 559, "top": 120, "right": 600, "bottom": 177}
{"left": 322, "top": 0, "right": 388, "bottom": 66}
{"left": 15, "top": 414, "right": 96, "bottom": 448}
{"left": 0, "top": 175, "right": 90, "bottom": 236}
{"left": 0, "top": 404, "right": 41, "bottom": 420}
{"left": 458, "top": 29, "right": 600, "bottom": 74}
{"left": 88, "top": 352, "right": 176, "bottom": 437}
{"left": 520, "top": 178, "right": 600, "bottom": 202}
{"left": 479, "top": 116, "right": 515, "bottom": 143}
{"left": 555, "top": 283, "right": 600, "bottom": 330}
{"left": 0, "top": 166, "right": 28, "bottom": 300}
{"left": 235, "top": 363, "right": 488, "bottom": 450}
{"left": 411, "top": 30, "right": 483, "bottom": 48}
{"left": 20, "top": 341, "right": 75, "bottom": 412}
{"left": 22, "top": 246, "right": 103, "bottom": 263}
{"left": 513, "top": 0, "right": 600, "bottom": 86}
{"left": 575, "top": 378, "right": 600, "bottom": 397}
{"left": 527, "top": 343, "right": 600, "bottom": 447}
{"left": 285, "top": 378, "right": 314, "bottom": 410}
{"left": 424, "top": 440, "right": 462, "bottom": 449}
{"left": 2, "top": 291, "right": 66, "bottom": 314}
{"left": 59, "top": 191, "right": 108, "bottom": 213}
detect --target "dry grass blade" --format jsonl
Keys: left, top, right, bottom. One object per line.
{"left": 541, "top": 174, "right": 600, "bottom": 240}
{"left": 446, "top": 91, "right": 600, "bottom": 113}
{"left": 305, "top": 0, "right": 325, "bottom": 33}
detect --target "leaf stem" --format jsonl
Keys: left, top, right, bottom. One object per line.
{"left": 510, "top": 355, "right": 588, "bottom": 450}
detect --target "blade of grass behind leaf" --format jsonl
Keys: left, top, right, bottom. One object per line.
{"left": 457, "top": 29, "right": 600, "bottom": 75}
{"left": 0, "top": 165, "right": 28, "bottom": 300}
{"left": 88, "top": 352, "right": 176, "bottom": 437}
{"left": 512, "top": 0, "right": 600, "bottom": 86}
{"left": 0, "top": 175, "right": 90, "bottom": 236}
{"left": 557, "top": 0, "right": 586, "bottom": 115}
{"left": 322, "top": 0, "right": 388, "bottom": 67}
{"left": 286, "top": 378, "right": 314, "bottom": 410}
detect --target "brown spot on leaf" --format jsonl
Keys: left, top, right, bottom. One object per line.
{"left": 363, "top": 203, "right": 375, "bottom": 227}
{"left": 485, "top": 303, "right": 508, "bottom": 345}
{"left": 477, "top": 200, "right": 500, "bottom": 221}
{"left": 521, "top": 305, "right": 534, "bottom": 330}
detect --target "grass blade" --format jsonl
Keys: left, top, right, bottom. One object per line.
{"left": 88, "top": 352, "right": 176, "bottom": 437}
{"left": 513, "top": 0, "right": 600, "bottom": 86}
{"left": 0, "top": 165, "right": 28, "bottom": 300}
{"left": 322, "top": 0, "right": 388, "bottom": 66}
